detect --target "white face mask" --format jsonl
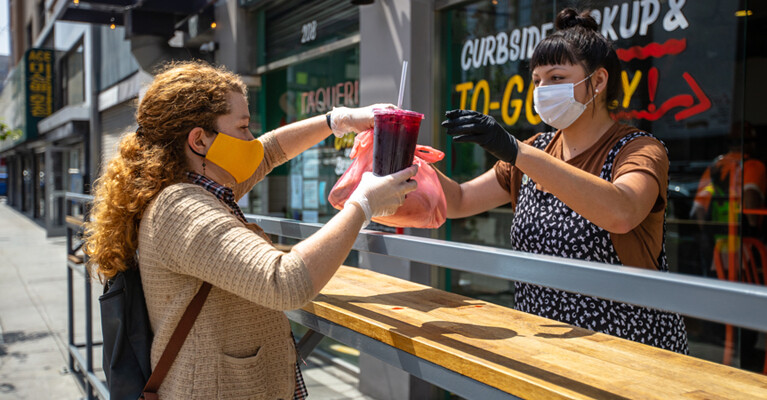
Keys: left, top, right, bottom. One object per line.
{"left": 533, "top": 73, "right": 595, "bottom": 130}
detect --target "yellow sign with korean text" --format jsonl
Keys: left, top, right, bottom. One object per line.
{"left": 26, "top": 49, "right": 54, "bottom": 119}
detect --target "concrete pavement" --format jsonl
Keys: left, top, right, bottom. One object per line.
{"left": 0, "top": 199, "right": 82, "bottom": 399}
{"left": 0, "top": 198, "right": 373, "bottom": 399}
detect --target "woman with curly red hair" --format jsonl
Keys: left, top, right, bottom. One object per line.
{"left": 85, "top": 61, "right": 416, "bottom": 399}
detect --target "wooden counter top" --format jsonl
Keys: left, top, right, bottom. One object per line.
{"left": 303, "top": 266, "right": 767, "bottom": 399}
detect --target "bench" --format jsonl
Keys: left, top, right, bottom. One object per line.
{"left": 289, "top": 266, "right": 767, "bottom": 399}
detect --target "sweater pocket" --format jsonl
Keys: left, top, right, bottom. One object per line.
{"left": 217, "top": 347, "right": 268, "bottom": 399}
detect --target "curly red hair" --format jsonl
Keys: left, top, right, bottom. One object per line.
{"left": 84, "top": 61, "right": 246, "bottom": 280}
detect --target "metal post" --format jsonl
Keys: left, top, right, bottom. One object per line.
{"left": 83, "top": 195, "right": 95, "bottom": 400}
{"left": 86, "top": 24, "right": 102, "bottom": 193}
{"left": 66, "top": 222, "right": 75, "bottom": 374}
{"left": 82, "top": 21, "right": 101, "bottom": 400}
{"left": 84, "top": 266, "right": 94, "bottom": 400}
{"left": 296, "top": 329, "right": 325, "bottom": 360}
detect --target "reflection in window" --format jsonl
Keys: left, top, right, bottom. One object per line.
{"left": 99, "top": 25, "right": 139, "bottom": 90}
{"left": 260, "top": 46, "right": 360, "bottom": 223}
{"left": 37, "top": 1, "right": 45, "bottom": 35}
{"left": 61, "top": 44, "right": 84, "bottom": 107}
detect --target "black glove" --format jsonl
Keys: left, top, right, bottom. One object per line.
{"left": 441, "top": 109, "right": 519, "bottom": 165}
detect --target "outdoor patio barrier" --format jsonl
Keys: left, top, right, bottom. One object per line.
{"left": 65, "top": 192, "right": 767, "bottom": 399}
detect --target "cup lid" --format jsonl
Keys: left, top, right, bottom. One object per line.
{"left": 373, "top": 108, "right": 424, "bottom": 119}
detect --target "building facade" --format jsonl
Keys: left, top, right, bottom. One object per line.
{"left": 0, "top": 0, "right": 764, "bottom": 397}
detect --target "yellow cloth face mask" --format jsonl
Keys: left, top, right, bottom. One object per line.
{"left": 199, "top": 132, "right": 264, "bottom": 183}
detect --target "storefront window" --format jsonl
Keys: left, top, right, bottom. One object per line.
{"left": 246, "top": 4, "right": 362, "bottom": 361}
{"left": 99, "top": 25, "right": 139, "bottom": 91}
{"left": 61, "top": 43, "right": 84, "bottom": 107}
{"left": 243, "top": 0, "right": 360, "bottom": 223}
{"left": 22, "top": 155, "right": 32, "bottom": 213}
{"left": 35, "top": 152, "right": 45, "bottom": 219}
{"left": 65, "top": 146, "right": 85, "bottom": 218}
{"left": 0, "top": 158, "right": 7, "bottom": 197}
{"left": 259, "top": 46, "right": 360, "bottom": 223}
{"left": 441, "top": 0, "right": 764, "bottom": 372}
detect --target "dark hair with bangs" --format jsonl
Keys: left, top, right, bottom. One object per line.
{"left": 531, "top": 8, "right": 622, "bottom": 109}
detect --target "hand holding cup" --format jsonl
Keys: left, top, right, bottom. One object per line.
{"left": 330, "top": 103, "right": 397, "bottom": 138}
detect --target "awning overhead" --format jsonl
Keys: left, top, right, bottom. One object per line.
{"left": 59, "top": 0, "right": 214, "bottom": 38}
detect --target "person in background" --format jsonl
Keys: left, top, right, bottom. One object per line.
{"left": 436, "top": 8, "right": 688, "bottom": 353}
{"left": 690, "top": 122, "right": 766, "bottom": 367}
{"left": 85, "top": 61, "right": 417, "bottom": 399}
{"left": 691, "top": 122, "right": 766, "bottom": 262}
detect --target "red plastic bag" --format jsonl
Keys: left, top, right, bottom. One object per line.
{"left": 328, "top": 129, "right": 447, "bottom": 229}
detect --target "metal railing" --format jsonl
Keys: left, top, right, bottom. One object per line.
{"left": 65, "top": 193, "right": 107, "bottom": 400}
{"left": 249, "top": 214, "right": 767, "bottom": 332}
{"left": 65, "top": 192, "right": 767, "bottom": 399}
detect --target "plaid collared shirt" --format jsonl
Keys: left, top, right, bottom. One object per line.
{"left": 186, "top": 171, "right": 247, "bottom": 222}
{"left": 186, "top": 172, "right": 308, "bottom": 400}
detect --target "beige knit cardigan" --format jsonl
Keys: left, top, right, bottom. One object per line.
{"left": 138, "top": 132, "right": 314, "bottom": 399}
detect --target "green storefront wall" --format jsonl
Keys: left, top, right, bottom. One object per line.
{"left": 0, "top": 48, "right": 55, "bottom": 153}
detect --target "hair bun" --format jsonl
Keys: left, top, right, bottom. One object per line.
{"left": 555, "top": 8, "right": 599, "bottom": 32}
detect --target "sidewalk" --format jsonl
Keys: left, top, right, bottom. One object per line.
{"left": 0, "top": 199, "right": 373, "bottom": 399}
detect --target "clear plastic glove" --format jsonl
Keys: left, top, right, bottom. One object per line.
{"left": 346, "top": 165, "right": 419, "bottom": 228}
{"left": 441, "top": 109, "right": 519, "bottom": 165}
{"left": 330, "top": 103, "right": 396, "bottom": 138}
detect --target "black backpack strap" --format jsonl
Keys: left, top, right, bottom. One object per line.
{"left": 141, "top": 282, "right": 212, "bottom": 399}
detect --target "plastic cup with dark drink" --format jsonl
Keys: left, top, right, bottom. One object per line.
{"left": 372, "top": 108, "right": 424, "bottom": 176}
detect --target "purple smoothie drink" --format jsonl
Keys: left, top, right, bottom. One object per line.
{"left": 372, "top": 108, "right": 424, "bottom": 176}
